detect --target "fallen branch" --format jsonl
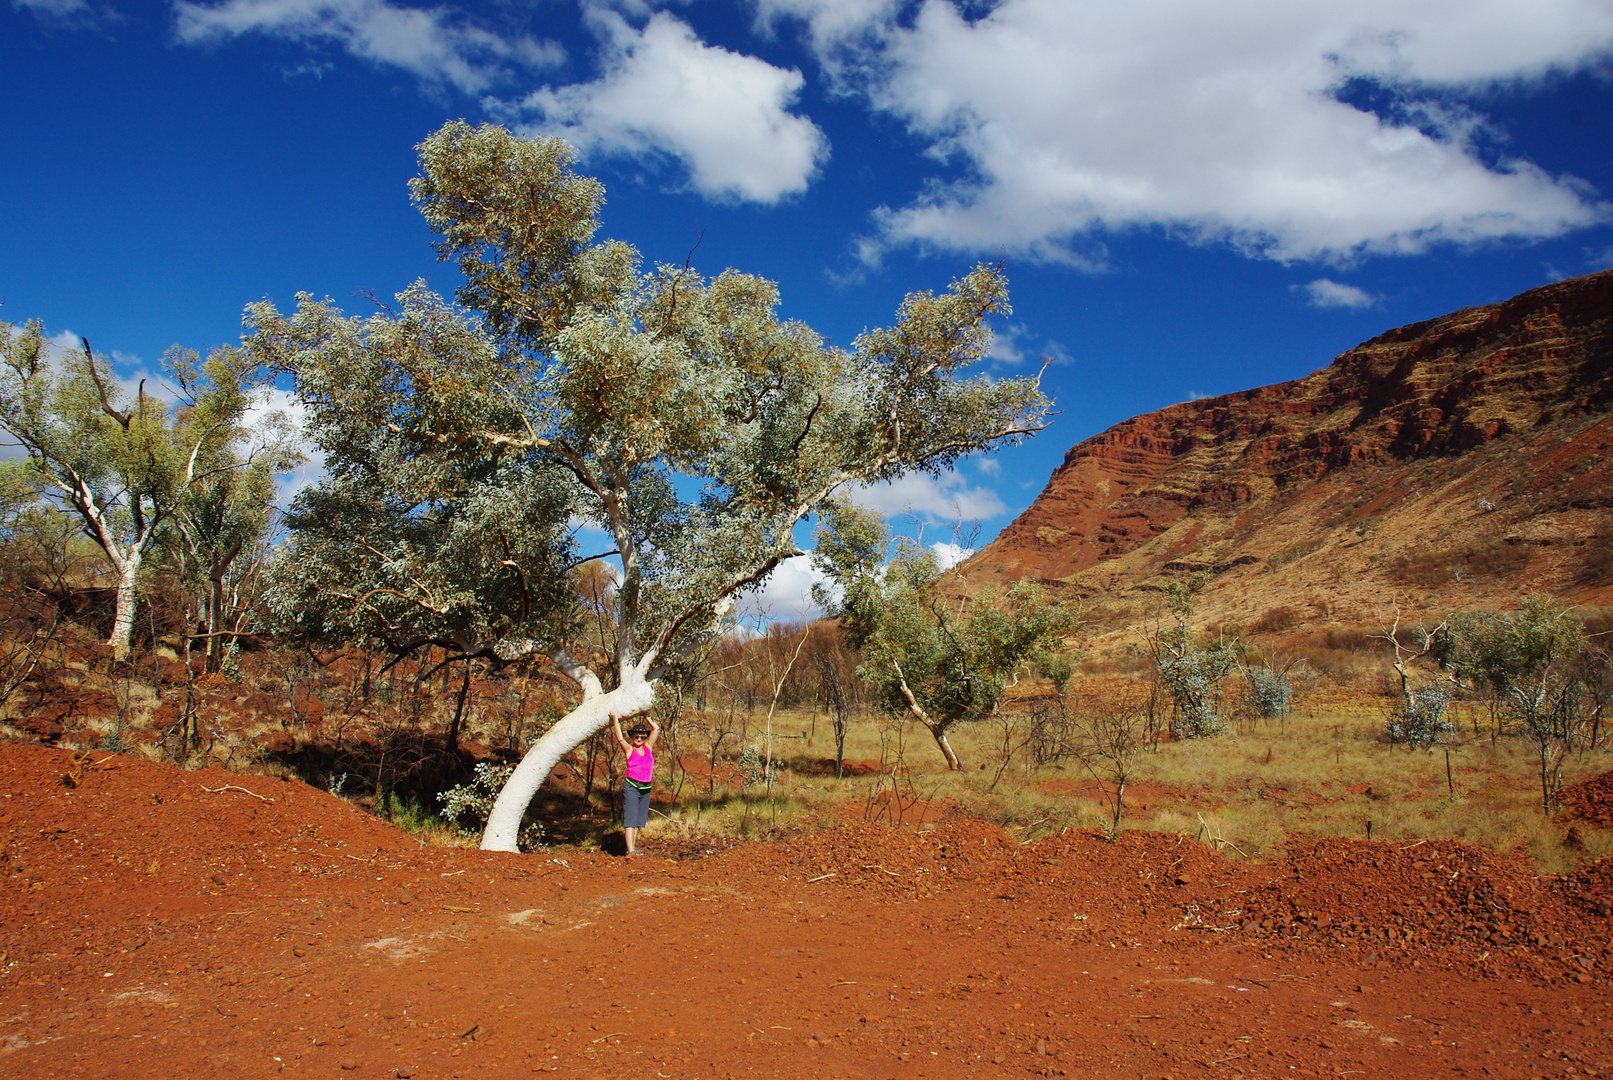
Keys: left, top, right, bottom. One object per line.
{"left": 200, "top": 784, "right": 272, "bottom": 803}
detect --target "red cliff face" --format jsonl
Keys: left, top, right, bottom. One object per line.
{"left": 963, "top": 269, "right": 1613, "bottom": 630}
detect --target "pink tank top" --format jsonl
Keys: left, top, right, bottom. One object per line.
{"left": 626, "top": 744, "right": 654, "bottom": 783}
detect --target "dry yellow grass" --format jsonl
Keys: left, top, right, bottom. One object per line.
{"left": 7, "top": 631, "right": 1608, "bottom": 873}
{"left": 663, "top": 678, "right": 1613, "bottom": 873}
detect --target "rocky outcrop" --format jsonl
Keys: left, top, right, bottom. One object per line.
{"left": 962, "top": 270, "right": 1613, "bottom": 630}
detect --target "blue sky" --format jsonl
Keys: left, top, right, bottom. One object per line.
{"left": 5, "top": 0, "right": 1613, "bottom": 613}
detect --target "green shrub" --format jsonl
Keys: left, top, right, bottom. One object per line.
{"left": 1388, "top": 684, "right": 1452, "bottom": 747}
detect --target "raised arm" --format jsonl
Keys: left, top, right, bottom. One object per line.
{"left": 609, "top": 713, "right": 630, "bottom": 753}
{"left": 646, "top": 715, "right": 662, "bottom": 751}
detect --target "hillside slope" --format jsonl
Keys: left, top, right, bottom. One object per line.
{"left": 963, "top": 269, "right": 1613, "bottom": 633}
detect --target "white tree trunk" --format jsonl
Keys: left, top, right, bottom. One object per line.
{"left": 479, "top": 673, "right": 658, "bottom": 852}
{"left": 108, "top": 550, "right": 142, "bottom": 662}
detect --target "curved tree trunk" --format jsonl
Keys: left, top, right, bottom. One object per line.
{"left": 480, "top": 673, "right": 657, "bottom": 852}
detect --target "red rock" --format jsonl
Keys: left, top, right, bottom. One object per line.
{"left": 256, "top": 731, "right": 297, "bottom": 755}
{"left": 960, "top": 269, "right": 1613, "bottom": 625}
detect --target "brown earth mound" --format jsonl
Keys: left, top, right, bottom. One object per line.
{"left": 3, "top": 743, "right": 1611, "bottom": 1078}
{"left": 1563, "top": 769, "right": 1613, "bottom": 828}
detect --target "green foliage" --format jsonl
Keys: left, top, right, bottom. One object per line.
{"left": 1245, "top": 665, "right": 1294, "bottom": 719}
{"left": 1445, "top": 596, "right": 1593, "bottom": 810}
{"left": 0, "top": 460, "right": 45, "bottom": 527}
{"left": 1148, "top": 574, "right": 1235, "bottom": 738}
{"left": 738, "top": 743, "right": 779, "bottom": 787}
{"left": 439, "top": 763, "right": 550, "bottom": 850}
{"left": 813, "top": 501, "right": 1079, "bottom": 768}
{"left": 1445, "top": 598, "right": 1586, "bottom": 712}
{"left": 440, "top": 762, "right": 513, "bottom": 827}
{"left": 810, "top": 498, "right": 889, "bottom": 649}
{"left": 0, "top": 322, "right": 291, "bottom": 658}
{"left": 1388, "top": 683, "right": 1452, "bottom": 747}
{"left": 251, "top": 120, "right": 1049, "bottom": 717}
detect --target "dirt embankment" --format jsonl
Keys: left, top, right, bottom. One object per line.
{"left": 3, "top": 743, "right": 1611, "bottom": 1079}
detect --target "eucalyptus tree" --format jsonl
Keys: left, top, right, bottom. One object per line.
{"left": 160, "top": 346, "right": 304, "bottom": 673}
{"left": 250, "top": 120, "right": 1051, "bottom": 851}
{"left": 1145, "top": 574, "right": 1237, "bottom": 739}
{"left": 1447, "top": 597, "right": 1591, "bottom": 811}
{"left": 0, "top": 324, "right": 280, "bottom": 661}
{"left": 812, "top": 500, "right": 1077, "bottom": 770}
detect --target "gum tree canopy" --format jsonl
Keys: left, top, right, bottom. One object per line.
{"left": 249, "top": 121, "right": 1050, "bottom": 852}
{"left": 0, "top": 326, "right": 288, "bottom": 661}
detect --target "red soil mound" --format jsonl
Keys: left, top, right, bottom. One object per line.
{"left": 1563, "top": 769, "right": 1613, "bottom": 828}
{"left": 3, "top": 743, "right": 1612, "bottom": 1079}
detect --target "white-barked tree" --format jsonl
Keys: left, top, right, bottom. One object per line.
{"left": 250, "top": 121, "right": 1051, "bottom": 852}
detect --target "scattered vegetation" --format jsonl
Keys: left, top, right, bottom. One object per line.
{"left": 1391, "top": 538, "right": 1530, "bottom": 585}
{"left": 1143, "top": 575, "right": 1237, "bottom": 739}
{"left": 0, "top": 123, "right": 1608, "bottom": 878}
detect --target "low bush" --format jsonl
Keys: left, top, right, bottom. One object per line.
{"left": 1391, "top": 539, "right": 1529, "bottom": 585}
{"left": 1387, "top": 683, "right": 1453, "bottom": 747}
{"left": 1251, "top": 605, "right": 1301, "bottom": 634}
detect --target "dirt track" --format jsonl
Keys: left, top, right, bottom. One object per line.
{"left": 2, "top": 744, "right": 1609, "bottom": 1079}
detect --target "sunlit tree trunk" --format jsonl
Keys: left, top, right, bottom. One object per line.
{"left": 108, "top": 549, "right": 142, "bottom": 662}
{"left": 480, "top": 666, "right": 656, "bottom": 852}
{"left": 925, "top": 721, "right": 963, "bottom": 771}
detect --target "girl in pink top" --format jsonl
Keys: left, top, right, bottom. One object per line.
{"left": 611, "top": 713, "right": 660, "bottom": 857}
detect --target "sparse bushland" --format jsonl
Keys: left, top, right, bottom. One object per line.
{"left": 4, "top": 617, "right": 1610, "bottom": 874}
{"left": 3, "top": 489, "right": 1610, "bottom": 875}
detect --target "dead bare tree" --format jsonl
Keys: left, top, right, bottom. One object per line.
{"left": 815, "top": 650, "right": 852, "bottom": 778}
{"left": 1071, "top": 688, "right": 1149, "bottom": 832}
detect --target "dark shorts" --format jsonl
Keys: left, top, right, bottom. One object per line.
{"left": 623, "top": 781, "right": 651, "bottom": 829}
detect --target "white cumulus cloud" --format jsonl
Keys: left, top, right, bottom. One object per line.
{"left": 736, "top": 552, "right": 828, "bottom": 623}
{"left": 752, "top": 0, "right": 899, "bottom": 58}
{"left": 173, "top": 0, "right": 564, "bottom": 94}
{"left": 846, "top": 469, "right": 1007, "bottom": 522}
{"left": 929, "top": 541, "right": 972, "bottom": 571}
{"left": 496, "top": 11, "right": 828, "bottom": 204}
{"left": 1298, "top": 278, "right": 1379, "bottom": 309}
{"left": 835, "top": 0, "right": 1613, "bottom": 265}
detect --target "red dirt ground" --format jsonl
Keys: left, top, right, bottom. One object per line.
{"left": 2, "top": 744, "right": 1610, "bottom": 1080}
{"left": 1564, "top": 772, "right": 1613, "bottom": 830}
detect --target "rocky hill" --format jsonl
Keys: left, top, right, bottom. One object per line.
{"left": 961, "top": 269, "right": 1613, "bottom": 635}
